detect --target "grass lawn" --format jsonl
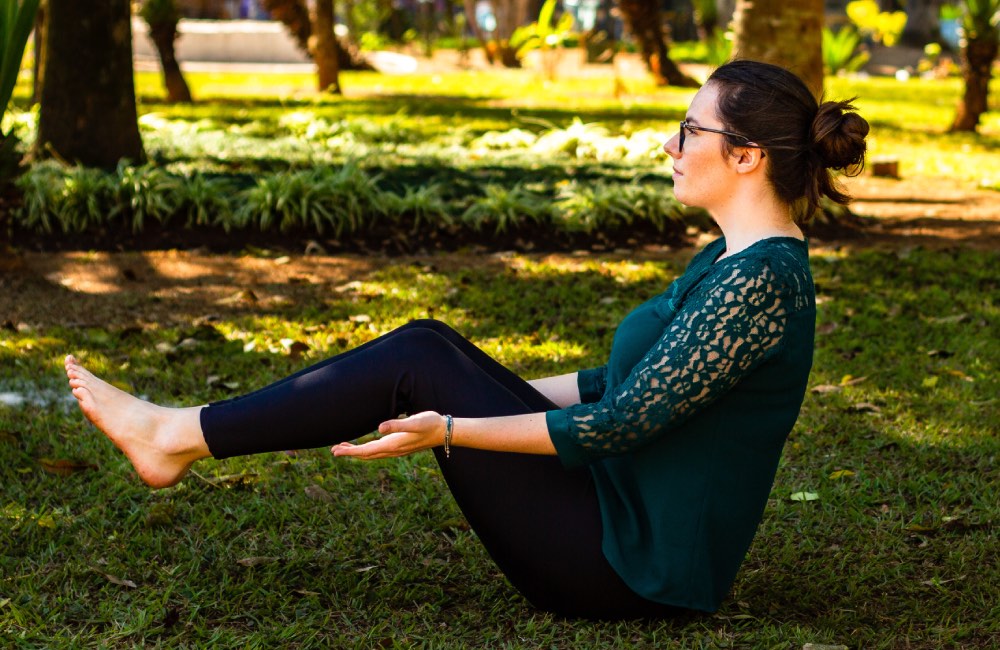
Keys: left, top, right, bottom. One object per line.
{"left": 2, "top": 63, "right": 999, "bottom": 647}
{"left": 128, "top": 68, "right": 1000, "bottom": 186}
{"left": 1, "top": 244, "right": 997, "bottom": 648}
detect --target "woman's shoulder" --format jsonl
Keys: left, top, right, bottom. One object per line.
{"left": 704, "top": 238, "right": 815, "bottom": 309}
{"left": 719, "top": 237, "right": 811, "bottom": 278}
{"left": 687, "top": 237, "right": 728, "bottom": 269}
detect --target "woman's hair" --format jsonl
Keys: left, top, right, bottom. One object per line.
{"left": 706, "top": 59, "right": 870, "bottom": 220}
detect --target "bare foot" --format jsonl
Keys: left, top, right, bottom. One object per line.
{"left": 64, "top": 355, "right": 210, "bottom": 488}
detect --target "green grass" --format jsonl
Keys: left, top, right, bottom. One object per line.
{"left": 2, "top": 59, "right": 999, "bottom": 647}
{"left": 1, "top": 246, "right": 997, "bottom": 648}
{"left": 7, "top": 63, "right": 1000, "bottom": 188}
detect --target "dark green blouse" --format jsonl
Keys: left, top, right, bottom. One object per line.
{"left": 545, "top": 236, "right": 816, "bottom": 612}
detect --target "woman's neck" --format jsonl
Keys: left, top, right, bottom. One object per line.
{"left": 711, "top": 193, "right": 802, "bottom": 259}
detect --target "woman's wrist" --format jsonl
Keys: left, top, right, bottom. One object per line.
{"left": 442, "top": 414, "right": 454, "bottom": 458}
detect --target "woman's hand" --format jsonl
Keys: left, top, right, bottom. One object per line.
{"left": 332, "top": 411, "right": 445, "bottom": 460}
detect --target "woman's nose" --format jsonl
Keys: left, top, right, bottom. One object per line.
{"left": 663, "top": 132, "right": 680, "bottom": 159}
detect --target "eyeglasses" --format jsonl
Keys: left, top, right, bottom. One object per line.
{"left": 679, "top": 120, "right": 765, "bottom": 156}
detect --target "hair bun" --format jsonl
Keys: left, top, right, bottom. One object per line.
{"left": 811, "top": 99, "right": 870, "bottom": 171}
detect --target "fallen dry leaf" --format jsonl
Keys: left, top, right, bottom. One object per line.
{"left": 206, "top": 472, "right": 259, "bottom": 488}
{"left": 92, "top": 569, "right": 137, "bottom": 588}
{"left": 926, "top": 313, "right": 969, "bottom": 325}
{"left": 237, "top": 556, "right": 280, "bottom": 567}
{"left": 38, "top": 458, "right": 98, "bottom": 476}
{"left": 304, "top": 485, "right": 333, "bottom": 502}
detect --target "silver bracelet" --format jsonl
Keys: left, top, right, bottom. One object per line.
{"left": 444, "top": 414, "right": 453, "bottom": 459}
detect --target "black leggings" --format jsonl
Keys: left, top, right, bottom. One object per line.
{"left": 201, "top": 319, "right": 679, "bottom": 620}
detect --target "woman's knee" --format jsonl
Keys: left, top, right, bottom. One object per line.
{"left": 390, "top": 325, "right": 462, "bottom": 361}
{"left": 405, "top": 318, "right": 457, "bottom": 337}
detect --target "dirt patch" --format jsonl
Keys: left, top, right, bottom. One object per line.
{"left": 834, "top": 174, "right": 1000, "bottom": 250}
{"left": 2, "top": 173, "right": 997, "bottom": 330}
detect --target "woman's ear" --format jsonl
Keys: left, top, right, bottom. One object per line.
{"left": 733, "top": 146, "right": 765, "bottom": 175}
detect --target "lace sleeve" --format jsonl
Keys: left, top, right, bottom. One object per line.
{"left": 549, "top": 256, "right": 801, "bottom": 462}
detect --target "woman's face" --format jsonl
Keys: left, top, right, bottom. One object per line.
{"left": 662, "top": 83, "right": 737, "bottom": 211}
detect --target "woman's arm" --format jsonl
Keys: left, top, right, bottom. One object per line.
{"left": 331, "top": 373, "right": 580, "bottom": 460}
{"left": 527, "top": 372, "right": 581, "bottom": 408}
{"left": 331, "top": 411, "right": 555, "bottom": 459}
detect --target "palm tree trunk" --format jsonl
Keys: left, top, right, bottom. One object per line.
{"left": 950, "top": 38, "right": 999, "bottom": 132}
{"left": 32, "top": 1, "right": 46, "bottom": 105}
{"left": 309, "top": 0, "right": 341, "bottom": 93}
{"left": 732, "top": 0, "right": 824, "bottom": 97}
{"left": 619, "top": 0, "right": 699, "bottom": 87}
{"left": 35, "top": 0, "right": 144, "bottom": 168}
{"left": 149, "top": 23, "right": 193, "bottom": 103}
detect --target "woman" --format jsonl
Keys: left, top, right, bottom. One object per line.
{"left": 65, "top": 60, "right": 869, "bottom": 620}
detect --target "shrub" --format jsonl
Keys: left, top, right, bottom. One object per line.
{"left": 554, "top": 181, "right": 684, "bottom": 233}
{"left": 235, "top": 163, "right": 387, "bottom": 236}
{"left": 383, "top": 183, "right": 453, "bottom": 231}
{"left": 175, "top": 173, "right": 237, "bottom": 228}
{"left": 113, "top": 162, "right": 182, "bottom": 232}
{"left": 15, "top": 161, "right": 115, "bottom": 233}
{"left": 460, "top": 184, "right": 552, "bottom": 234}
{"left": 823, "top": 26, "right": 870, "bottom": 75}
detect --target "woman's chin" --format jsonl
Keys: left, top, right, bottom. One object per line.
{"left": 671, "top": 190, "right": 693, "bottom": 208}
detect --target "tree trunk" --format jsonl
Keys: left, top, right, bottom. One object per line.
{"left": 343, "top": 0, "right": 357, "bottom": 43}
{"left": 261, "top": 0, "right": 369, "bottom": 76}
{"left": 900, "top": 0, "right": 941, "bottom": 47}
{"left": 31, "top": 1, "right": 46, "bottom": 105}
{"left": 35, "top": 0, "right": 144, "bottom": 168}
{"left": 950, "top": 37, "right": 999, "bottom": 132}
{"left": 309, "top": 0, "right": 341, "bottom": 93}
{"left": 619, "top": 0, "right": 700, "bottom": 87}
{"left": 261, "top": 0, "right": 311, "bottom": 51}
{"left": 463, "top": 0, "right": 496, "bottom": 64}
{"left": 490, "top": 0, "right": 530, "bottom": 68}
{"left": 149, "top": 23, "right": 193, "bottom": 103}
{"left": 732, "top": 0, "right": 824, "bottom": 98}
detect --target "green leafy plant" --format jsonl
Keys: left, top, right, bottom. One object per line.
{"left": 0, "top": 0, "right": 40, "bottom": 179}
{"left": 532, "top": 117, "right": 610, "bottom": 157}
{"left": 705, "top": 28, "right": 734, "bottom": 67}
{"left": 15, "top": 161, "right": 68, "bottom": 233}
{"left": 509, "top": 0, "right": 575, "bottom": 80}
{"left": 236, "top": 163, "right": 387, "bottom": 236}
{"left": 383, "top": 183, "right": 453, "bottom": 232}
{"left": 14, "top": 161, "right": 116, "bottom": 233}
{"left": 553, "top": 181, "right": 634, "bottom": 233}
{"left": 616, "top": 181, "right": 686, "bottom": 232}
{"left": 961, "top": 0, "right": 1000, "bottom": 39}
{"left": 460, "top": 184, "right": 551, "bottom": 234}
{"left": 113, "top": 162, "right": 182, "bottom": 233}
{"left": 822, "top": 26, "right": 870, "bottom": 75}
{"left": 551, "top": 181, "right": 684, "bottom": 234}
{"left": 175, "top": 173, "right": 236, "bottom": 228}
